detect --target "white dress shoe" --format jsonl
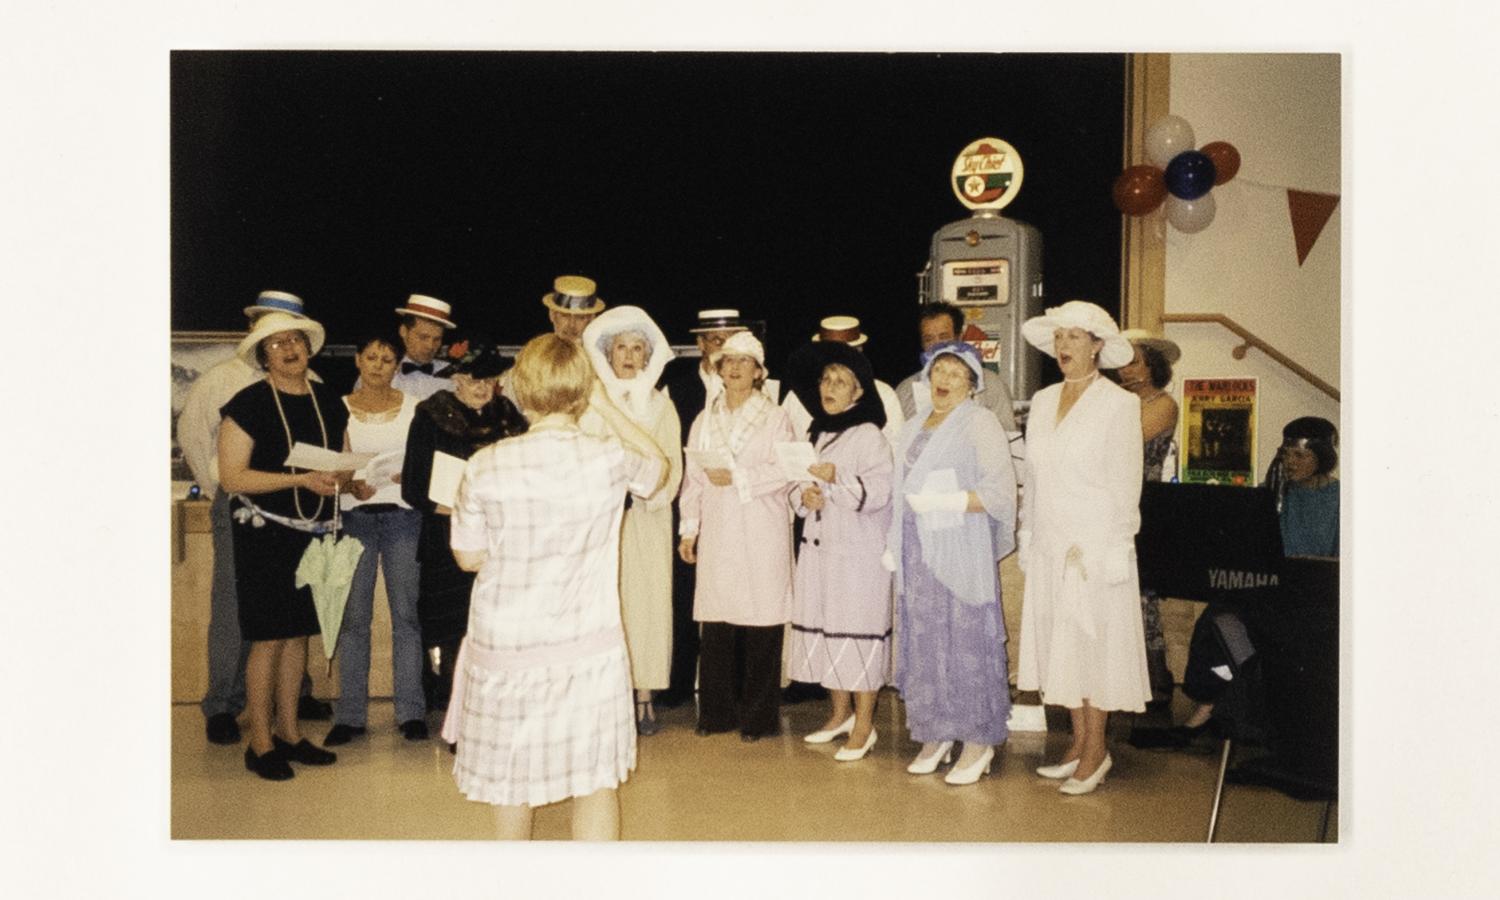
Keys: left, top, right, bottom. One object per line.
{"left": 1059, "top": 754, "right": 1112, "bottom": 795}
{"left": 803, "top": 714, "right": 856, "bottom": 744}
{"left": 833, "top": 729, "right": 877, "bottom": 762}
{"left": 944, "top": 745, "right": 996, "bottom": 786}
{"left": 906, "top": 740, "right": 955, "bottom": 774}
{"left": 1035, "top": 758, "right": 1081, "bottom": 779}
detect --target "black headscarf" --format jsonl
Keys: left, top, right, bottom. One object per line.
{"left": 785, "top": 341, "right": 886, "bottom": 444}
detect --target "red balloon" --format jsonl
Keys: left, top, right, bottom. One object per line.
{"left": 1201, "top": 141, "right": 1241, "bottom": 185}
{"left": 1112, "top": 165, "right": 1167, "bottom": 216}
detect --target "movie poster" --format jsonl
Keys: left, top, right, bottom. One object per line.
{"left": 1181, "top": 378, "right": 1258, "bottom": 485}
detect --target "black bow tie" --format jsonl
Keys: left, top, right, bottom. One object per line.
{"left": 401, "top": 361, "right": 435, "bottom": 375}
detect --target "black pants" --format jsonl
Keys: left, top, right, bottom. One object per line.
{"left": 697, "top": 622, "right": 783, "bottom": 737}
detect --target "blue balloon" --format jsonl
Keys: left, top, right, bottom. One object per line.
{"left": 1164, "top": 150, "right": 1218, "bottom": 200}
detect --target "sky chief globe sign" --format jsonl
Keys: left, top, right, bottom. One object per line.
{"left": 950, "top": 137, "right": 1024, "bottom": 212}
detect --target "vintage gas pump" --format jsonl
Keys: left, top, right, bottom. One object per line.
{"left": 917, "top": 138, "right": 1046, "bottom": 417}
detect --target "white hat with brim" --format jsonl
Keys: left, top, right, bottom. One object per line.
{"left": 394, "top": 294, "right": 456, "bottom": 329}
{"left": 810, "top": 315, "right": 868, "bottom": 348}
{"left": 243, "top": 290, "right": 308, "bottom": 319}
{"left": 1119, "top": 328, "right": 1182, "bottom": 364}
{"left": 542, "top": 275, "right": 606, "bottom": 315}
{"left": 237, "top": 311, "right": 326, "bottom": 369}
{"left": 710, "top": 330, "right": 766, "bottom": 369}
{"left": 1021, "top": 301, "right": 1134, "bottom": 369}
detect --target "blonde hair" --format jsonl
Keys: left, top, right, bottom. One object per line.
{"left": 511, "top": 334, "right": 594, "bottom": 418}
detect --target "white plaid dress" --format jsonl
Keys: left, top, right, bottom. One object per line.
{"left": 448, "top": 427, "right": 661, "bottom": 807}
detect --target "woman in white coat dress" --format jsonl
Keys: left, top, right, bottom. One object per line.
{"left": 1016, "top": 301, "right": 1148, "bottom": 796}
{"left": 580, "top": 307, "right": 684, "bottom": 735}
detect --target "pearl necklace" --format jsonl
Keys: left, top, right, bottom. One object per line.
{"left": 1063, "top": 371, "right": 1099, "bottom": 385}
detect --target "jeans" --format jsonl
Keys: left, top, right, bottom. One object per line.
{"left": 200, "top": 491, "right": 250, "bottom": 718}
{"left": 334, "top": 506, "right": 425, "bottom": 726}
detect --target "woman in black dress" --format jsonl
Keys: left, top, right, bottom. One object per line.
{"left": 218, "top": 311, "right": 350, "bottom": 781}
{"left": 402, "top": 345, "right": 528, "bottom": 711}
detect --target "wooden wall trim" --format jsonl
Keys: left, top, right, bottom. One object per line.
{"left": 1120, "top": 53, "right": 1171, "bottom": 332}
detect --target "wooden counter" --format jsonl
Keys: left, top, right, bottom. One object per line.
{"left": 170, "top": 499, "right": 396, "bottom": 704}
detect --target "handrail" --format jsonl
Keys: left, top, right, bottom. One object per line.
{"left": 1161, "top": 312, "right": 1340, "bottom": 402}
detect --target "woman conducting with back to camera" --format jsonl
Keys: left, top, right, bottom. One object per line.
{"left": 443, "top": 335, "right": 668, "bottom": 840}
{"left": 1016, "top": 301, "right": 1148, "bottom": 796}
{"left": 888, "top": 340, "right": 1018, "bottom": 785}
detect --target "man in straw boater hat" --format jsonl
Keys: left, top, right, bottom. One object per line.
{"left": 178, "top": 291, "right": 332, "bottom": 745}
{"left": 652, "top": 308, "right": 752, "bottom": 708}
{"left": 390, "top": 294, "right": 459, "bottom": 401}
{"left": 782, "top": 315, "right": 905, "bottom": 448}
{"left": 498, "top": 275, "right": 606, "bottom": 401}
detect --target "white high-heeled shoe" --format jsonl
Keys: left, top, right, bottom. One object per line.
{"left": 833, "top": 729, "right": 877, "bottom": 762}
{"left": 944, "top": 745, "right": 996, "bottom": 786}
{"left": 1059, "top": 754, "right": 1112, "bottom": 795}
{"left": 906, "top": 740, "right": 955, "bottom": 774}
{"left": 803, "top": 714, "right": 856, "bottom": 745}
{"left": 1035, "top": 758, "right": 1081, "bottom": 779}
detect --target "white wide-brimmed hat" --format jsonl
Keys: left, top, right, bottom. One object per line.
{"left": 243, "top": 290, "right": 308, "bottom": 319}
{"left": 711, "top": 330, "right": 766, "bottom": 368}
{"left": 810, "top": 315, "right": 868, "bottom": 348}
{"left": 542, "top": 275, "right": 606, "bottom": 315}
{"left": 237, "top": 311, "right": 326, "bottom": 369}
{"left": 1119, "top": 328, "right": 1182, "bottom": 364}
{"left": 1021, "top": 301, "right": 1134, "bottom": 369}
{"left": 393, "top": 294, "right": 456, "bottom": 329}
{"left": 582, "top": 306, "right": 675, "bottom": 421}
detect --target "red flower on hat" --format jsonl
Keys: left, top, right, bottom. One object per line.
{"left": 447, "top": 340, "right": 470, "bottom": 360}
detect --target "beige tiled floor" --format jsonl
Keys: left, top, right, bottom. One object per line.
{"left": 171, "top": 692, "right": 1334, "bottom": 843}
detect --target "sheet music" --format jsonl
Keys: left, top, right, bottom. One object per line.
{"left": 283, "top": 442, "right": 376, "bottom": 472}
{"left": 427, "top": 451, "right": 467, "bottom": 508}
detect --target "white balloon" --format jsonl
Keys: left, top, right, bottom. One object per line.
{"left": 1146, "top": 115, "right": 1197, "bottom": 168}
{"left": 1166, "top": 192, "right": 1216, "bottom": 233}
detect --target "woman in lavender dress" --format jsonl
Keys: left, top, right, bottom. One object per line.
{"left": 888, "top": 341, "right": 1018, "bottom": 785}
{"left": 784, "top": 341, "right": 893, "bottom": 762}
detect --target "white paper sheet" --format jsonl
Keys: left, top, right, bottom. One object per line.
{"left": 359, "top": 449, "right": 405, "bottom": 491}
{"left": 773, "top": 441, "right": 818, "bottom": 482}
{"left": 283, "top": 441, "right": 376, "bottom": 472}
{"left": 685, "top": 447, "right": 734, "bottom": 472}
{"left": 427, "top": 451, "right": 467, "bottom": 508}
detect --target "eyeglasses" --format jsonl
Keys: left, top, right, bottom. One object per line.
{"left": 263, "top": 336, "right": 309, "bottom": 352}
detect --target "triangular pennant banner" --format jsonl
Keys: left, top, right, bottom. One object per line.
{"left": 1287, "top": 189, "right": 1340, "bottom": 266}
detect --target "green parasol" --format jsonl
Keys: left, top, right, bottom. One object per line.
{"left": 295, "top": 528, "right": 366, "bottom": 671}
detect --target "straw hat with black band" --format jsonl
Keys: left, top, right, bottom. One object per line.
{"left": 542, "top": 275, "right": 606, "bottom": 315}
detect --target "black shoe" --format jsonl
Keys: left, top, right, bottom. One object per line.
{"left": 206, "top": 713, "right": 241, "bottom": 745}
{"left": 323, "top": 724, "right": 367, "bottom": 747}
{"left": 273, "top": 735, "right": 337, "bottom": 765}
{"left": 654, "top": 689, "right": 692, "bottom": 709}
{"left": 245, "top": 746, "right": 294, "bottom": 781}
{"left": 297, "top": 696, "right": 333, "bottom": 721}
{"left": 1128, "top": 723, "right": 1209, "bottom": 750}
{"left": 399, "top": 719, "right": 430, "bottom": 741}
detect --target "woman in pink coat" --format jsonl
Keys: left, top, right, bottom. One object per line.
{"left": 677, "top": 331, "right": 794, "bottom": 742}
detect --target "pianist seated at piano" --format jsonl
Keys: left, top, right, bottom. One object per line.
{"left": 1133, "top": 416, "right": 1339, "bottom": 749}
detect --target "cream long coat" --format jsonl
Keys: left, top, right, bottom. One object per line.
{"left": 1016, "top": 377, "right": 1151, "bottom": 712}
{"left": 579, "top": 307, "right": 684, "bottom": 690}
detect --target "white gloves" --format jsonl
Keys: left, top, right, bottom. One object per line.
{"left": 905, "top": 491, "right": 969, "bottom": 514}
{"left": 880, "top": 549, "right": 897, "bottom": 573}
